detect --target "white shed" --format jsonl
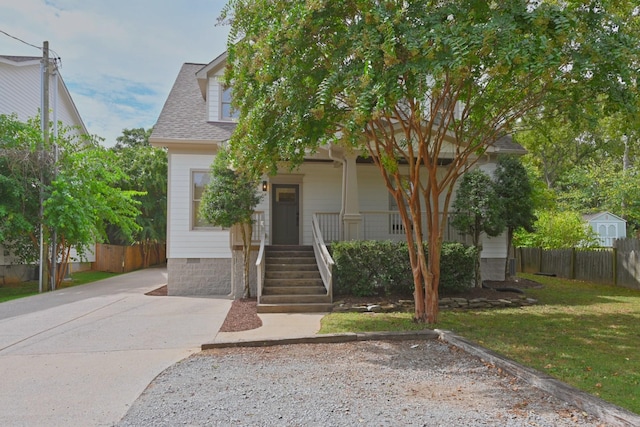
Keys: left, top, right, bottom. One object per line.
{"left": 584, "top": 212, "right": 627, "bottom": 247}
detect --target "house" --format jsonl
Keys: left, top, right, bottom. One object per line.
{"left": 150, "top": 51, "right": 526, "bottom": 309}
{"left": 0, "top": 55, "right": 91, "bottom": 283}
{"left": 584, "top": 212, "right": 627, "bottom": 247}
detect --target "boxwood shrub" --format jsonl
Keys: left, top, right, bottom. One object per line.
{"left": 331, "top": 240, "right": 476, "bottom": 297}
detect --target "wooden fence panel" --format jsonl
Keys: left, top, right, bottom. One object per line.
{"left": 540, "top": 249, "right": 572, "bottom": 277}
{"left": 518, "top": 247, "right": 541, "bottom": 274}
{"left": 94, "top": 243, "right": 167, "bottom": 273}
{"left": 93, "top": 244, "right": 125, "bottom": 273}
{"left": 574, "top": 249, "right": 613, "bottom": 285}
{"left": 615, "top": 239, "right": 640, "bottom": 289}
{"left": 518, "top": 240, "right": 640, "bottom": 289}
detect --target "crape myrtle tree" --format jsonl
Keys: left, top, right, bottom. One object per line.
{"left": 0, "top": 114, "right": 142, "bottom": 289}
{"left": 199, "top": 148, "right": 263, "bottom": 298}
{"left": 451, "top": 169, "right": 505, "bottom": 288}
{"left": 222, "top": 0, "right": 639, "bottom": 323}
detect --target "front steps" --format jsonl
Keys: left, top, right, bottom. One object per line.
{"left": 258, "top": 245, "right": 333, "bottom": 313}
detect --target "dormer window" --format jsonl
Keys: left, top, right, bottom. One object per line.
{"left": 220, "top": 86, "right": 239, "bottom": 120}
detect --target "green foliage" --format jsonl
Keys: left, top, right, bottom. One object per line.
{"left": 332, "top": 241, "right": 475, "bottom": 297}
{"left": 451, "top": 169, "right": 505, "bottom": 244}
{"left": 0, "top": 114, "right": 143, "bottom": 289}
{"left": 223, "top": 0, "right": 639, "bottom": 321}
{"left": 108, "top": 128, "right": 167, "bottom": 246}
{"left": 493, "top": 156, "right": 536, "bottom": 234}
{"left": 199, "top": 149, "right": 262, "bottom": 228}
{"left": 514, "top": 210, "right": 600, "bottom": 249}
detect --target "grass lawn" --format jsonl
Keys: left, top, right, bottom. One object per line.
{"left": 0, "top": 270, "right": 121, "bottom": 303}
{"left": 320, "top": 273, "right": 640, "bottom": 414}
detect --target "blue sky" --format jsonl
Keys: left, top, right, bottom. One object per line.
{"left": 0, "top": 0, "right": 230, "bottom": 146}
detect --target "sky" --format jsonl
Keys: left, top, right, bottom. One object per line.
{"left": 0, "top": 0, "right": 231, "bottom": 146}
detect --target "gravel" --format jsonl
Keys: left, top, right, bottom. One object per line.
{"left": 117, "top": 340, "right": 602, "bottom": 426}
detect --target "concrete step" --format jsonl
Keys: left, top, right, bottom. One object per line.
{"left": 266, "top": 245, "right": 313, "bottom": 252}
{"left": 259, "top": 294, "right": 331, "bottom": 304}
{"left": 266, "top": 256, "right": 316, "bottom": 264}
{"left": 266, "top": 264, "right": 318, "bottom": 271}
{"left": 266, "top": 251, "right": 314, "bottom": 258}
{"left": 257, "top": 303, "right": 334, "bottom": 313}
{"left": 265, "top": 271, "right": 321, "bottom": 280}
{"left": 264, "top": 278, "right": 324, "bottom": 287}
{"left": 262, "top": 285, "right": 326, "bottom": 295}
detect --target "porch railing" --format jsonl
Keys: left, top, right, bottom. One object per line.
{"left": 312, "top": 213, "right": 334, "bottom": 299}
{"left": 317, "top": 211, "right": 470, "bottom": 244}
{"left": 251, "top": 211, "right": 265, "bottom": 244}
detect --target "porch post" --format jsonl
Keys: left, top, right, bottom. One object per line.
{"left": 341, "top": 154, "right": 362, "bottom": 240}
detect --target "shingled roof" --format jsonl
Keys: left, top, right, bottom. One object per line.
{"left": 150, "top": 63, "right": 236, "bottom": 144}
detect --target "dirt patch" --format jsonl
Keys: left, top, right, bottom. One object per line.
{"left": 145, "top": 285, "right": 167, "bottom": 296}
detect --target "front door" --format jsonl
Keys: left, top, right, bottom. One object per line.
{"left": 272, "top": 184, "right": 300, "bottom": 245}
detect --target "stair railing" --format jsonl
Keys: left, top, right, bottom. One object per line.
{"left": 312, "top": 213, "right": 335, "bottom": 301}
{"left": 254, "top": 218, "right": 267, "bottom": 303}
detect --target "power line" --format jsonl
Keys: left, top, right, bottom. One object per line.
{"left": 0, "top": 29, "right": 41, "bottom": 50}
{"left": 0, "top": 29, "right": 62, "bottom": 68}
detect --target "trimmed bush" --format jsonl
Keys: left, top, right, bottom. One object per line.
{"left": 332, "top": 241, "right": 475, "bottom": 297}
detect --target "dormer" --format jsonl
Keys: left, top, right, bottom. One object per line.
{"left": 195, "top": 51, "right": 238, "bottom": 123}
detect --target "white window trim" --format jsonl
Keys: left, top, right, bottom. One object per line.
{"left": 191, "top": 169, "right": 224, "bottom": 231}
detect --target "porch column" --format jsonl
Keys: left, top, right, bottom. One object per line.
{"left": 341, "top": 154, "right": 362, "bottom": 240}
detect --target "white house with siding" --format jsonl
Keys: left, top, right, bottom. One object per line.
{"left": 0, "top": 55, "right": 91, "bottom": 283}
{"left": 150, "top": 51, "right": 525, "bottom": 307}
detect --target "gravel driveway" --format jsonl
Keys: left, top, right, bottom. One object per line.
{"left": 117, "top": 340, "right": 601, "bottom": 426}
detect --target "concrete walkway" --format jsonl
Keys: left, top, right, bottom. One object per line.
{"left": 0, "top": 267, "right": 231, "bottom": 427}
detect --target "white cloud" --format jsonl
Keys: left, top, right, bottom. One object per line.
{"left": 0, "top": 0, "right": 230, "bottom": 145}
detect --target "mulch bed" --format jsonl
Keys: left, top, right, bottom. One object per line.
{"left": 145, "top": 277, "right": 542, "bottom": 333}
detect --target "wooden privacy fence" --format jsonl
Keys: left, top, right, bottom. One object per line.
{"left": 516, "top": 238, "right": 640, "bottom": 289}
{"left": 93, "top": 243, "right": 166, "bottom": 273}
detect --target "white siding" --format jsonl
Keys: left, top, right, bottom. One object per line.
{"left": 300, "top": 163, "right": 344, "bottom": 244}
{"left": 0, "top": 61, "right": 41, "bottom": 121}
{"left": 206, "top": 70, "right": 226, "bottom": 122}
{"left": 168, "top": 153, "right": 232, "bottom": 259}
{"left": 0, "top": 61, "right": 85, "bottom": 134}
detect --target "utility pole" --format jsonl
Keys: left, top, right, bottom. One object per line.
{"left": 50, "top": 58, "right": 59, "bottom": 291}
{"left": 39, "top": 41, "right": 49, "bottom": 293}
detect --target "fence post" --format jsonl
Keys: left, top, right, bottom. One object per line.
{"left": 570, "top": 248, "right": 576, "bottom": 279}
{"left": 538, "top": 247, "right": 543, "bottom": 273}
{"left": 612, "top": 247, "right": 617, "bottom": 286}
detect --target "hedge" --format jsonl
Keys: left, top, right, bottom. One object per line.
{"left": 331, "top": 241, "right": 476, "bottom": 297}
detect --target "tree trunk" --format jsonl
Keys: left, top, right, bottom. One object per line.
{"left": 504, "top": 227, "right": 514, "bottom": 279}
{"left": 240, "top": 223, "right": 252, "bottom": 299}
{"left": 424, "top": 231, "right": 441, "bottom": 324}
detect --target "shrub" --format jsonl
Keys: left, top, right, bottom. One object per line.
{"left": 331, "top": 241, "right": 475, "bottom": 297}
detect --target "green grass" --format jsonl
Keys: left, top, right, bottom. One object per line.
{"left": 0, "top": 270, "right": 121, "bottom": 303}
{"left": 320, "top": 273, "right": 640, "bottom": 414}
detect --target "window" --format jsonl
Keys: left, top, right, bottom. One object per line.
{"left": 192, "top": 171, "right": 212, "bottom": 229}
{"left": 220, "top": 86, "right": 239, "bottom": 120}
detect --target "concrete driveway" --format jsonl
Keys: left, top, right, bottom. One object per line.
{"left": 0, "top": 267, "right": 231, "bottom": 426}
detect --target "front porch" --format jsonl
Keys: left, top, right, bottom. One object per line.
{"left": 251, "top": 210, "right": 469, "bottom": 313}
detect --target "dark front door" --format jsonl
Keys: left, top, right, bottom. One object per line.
{"left": 272, "top": 184, "right": 299, "bottom": 245}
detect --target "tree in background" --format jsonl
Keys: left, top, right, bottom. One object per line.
{"left": 451, "top": 169, "right": 505, "bottom": 287}
{"left": 493, "top": 156, "right": 536, "bottom": 278}
{"left": 109, "top": 128, "right": 167, "bottom": 266}
{"left": 222, "top": 0, "right": 637, "bottom": 323}
{"left": 0, "top": 114, "right": 142, "bottom": 289}
{"left": 199, "top": 149, "right": 263, "bottom": 298}
{"left": 514, "top": 210, "right": 599, "bottom": 249}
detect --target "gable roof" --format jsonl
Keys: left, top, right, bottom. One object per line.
{"left": 583, "top": 211, "right": 626, "bottom": 223}
{"left": 150, "top": 62, "right": 236, "bottom": 147}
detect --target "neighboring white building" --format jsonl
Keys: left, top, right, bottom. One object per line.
{"left": 584, "top": 212, "right": 627, "bottom": 247}
{"left": 0, "top": 55, "right": 91, "bottom": 283}
{"left": 151, "top": 50, "right": 526, "bottom": 303}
